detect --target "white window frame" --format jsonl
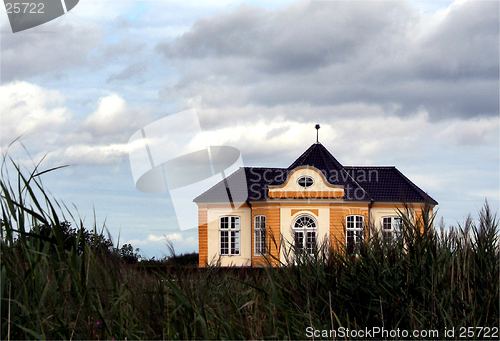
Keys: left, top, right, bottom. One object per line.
{"left": 346, "top": 215, "right": 364, "bottom": 246}
{"left": 219, "top": 216, "right": 240, "bottom": 256}
{"left": 297, "top": 176, "right": 314, "bottom": 188}
{"left": 254, "top": 215, "right": 266, "bottom": 255}
{"left": 292, "top": 215, "right": 317, "bottom": 254}
{"left": 381, "top": 216, "right": 402, "bottom": 239}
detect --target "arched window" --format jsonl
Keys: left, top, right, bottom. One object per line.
{"left": 293, "top": 215, "right": 317, "bottom": 254}
{"left": 254, "top": 215, "right": 266, "bottom": 255}
{"left": 346, "top": 215, "right": 364, "bottom": 247}
{"left": 220, "top": 216, "right": 240, "bottom": 255}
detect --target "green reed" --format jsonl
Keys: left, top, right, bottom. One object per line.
{"left": 1, "top": 153, "right": 498, "bottom": 340}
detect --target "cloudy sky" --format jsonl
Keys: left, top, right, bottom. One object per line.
{"left": 0, "top": 0, "right": 498, "bottom": 258}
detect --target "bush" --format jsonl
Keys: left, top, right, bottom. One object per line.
{"left": 140, "top": 252, "right": 199, "bottom": 267}
{"left": 119, "top": 243, "right": 141, "bottom": 264}
{"left": 23, "top": 221, "right": 114, "bottom": 255}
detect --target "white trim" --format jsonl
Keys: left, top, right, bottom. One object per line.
{"left": 254, "top": 215, "right": 266, "bottom": 255}
{"left": 297, "top": 175, "right": 315, "bottom": 189}
{"left": 381, "top": 216, "right": 401, "bottom": 239}
{"left": 346, "top": 215, "right": 364, "bottom": 245}
{"left": 292, "top": 214, "right": 318, "bottom": 254}
{"left": 219, "top": 216, "right": 240, "bottom": 256}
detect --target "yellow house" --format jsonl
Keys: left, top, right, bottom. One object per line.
{"left": 194, "top": 141, "right": 437, "bottom": 267}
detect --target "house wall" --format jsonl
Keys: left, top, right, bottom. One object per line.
{"left": 198, "top": 208, "right": 208, "bottom": 267}
{"left": 415, "top": 207, "right": 433, "bottom": 233}
{"left": 198, "top": 202, "right": 434, "bottom": 267}
{"left": 370, "top": 203, "right": 433, "bottom": 233}
{"left": 205, "top": 205, "right": 252, "bottom": 266}
{"left": 197, "top": 164, "right": 435, "bottom": 268}
{"left": 279, "top": 205, "right": 331, "bottom": 264}
{"left": 251, "top": 204, "right": 281, "bottom": 266}
{"left": 329, "top": 204, "right": 370, "bottom": 247}
{"left": 371, "top": 206, "right": 411, "bottom": 229}
{"left": 329, "top": 205, "right": 348, "bottom": 248}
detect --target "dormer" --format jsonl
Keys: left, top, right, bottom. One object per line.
{"left": 267, "top": 166, "right": 344, "bottom": 199}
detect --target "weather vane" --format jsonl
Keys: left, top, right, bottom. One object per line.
{"left": 315, "top": 124, "right": 320, "bottom": 143}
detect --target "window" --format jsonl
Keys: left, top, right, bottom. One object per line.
{"left": 220, "top": 216, "right": 240, "bottom": 255}
{"left": 254, "top": 215, "right": 266, "bottom": 255}
{"left": 293, "top": 215, "right": 317, "bottom": 254}
{"left": 297, "top": 176, "right": 314, "bottom": 188}
{"left": 346, "top": 215, "right": 364, "bottom": 247}
{"left": 382, "top": 216, "right": 401, "bottom": 239}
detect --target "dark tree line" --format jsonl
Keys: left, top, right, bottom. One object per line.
{"left": 14, "top": 221, "right": 141, "bottom": 264}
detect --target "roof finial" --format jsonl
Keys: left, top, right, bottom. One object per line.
{"left": 315, "top": 124, "right": 320, "bottom": 143}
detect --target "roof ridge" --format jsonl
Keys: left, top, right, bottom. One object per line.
{"left": 316, "top": 146, "right": 362, "bottom": 191}
{"left": 287, "top": 144, "right": 316, "bottom": 169}
{"left": 323, "top": 146, "right": 344, "bottom": 171}
{"left": 392, "top": 167, "right": 438, "bottom": 205}
{"left": 288, "top": 143, "right": 345, "bottom": 171}
{"left": 245, "top": 166, "right": 286, "bottom": 170}
{"left": 318, "top": 144, "right": 342, "bottom": 171}
{"left": 344, "top": 165, "right": 396, "bottom": 168}
{"left": 193, "top": 167, "right": 245, "bottom": 202}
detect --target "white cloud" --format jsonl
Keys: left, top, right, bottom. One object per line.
{"left": 438, "top": 117, "right": 499, "bottom": 146}
{"left": 123, "top": 233, "right": 197, "bottom": 250}
{"left": 80, "top": 93, "right": 152, "bottom": 146}
{"left": 83, "top": 94, "right": 128, "bottom": 136}
{"left": 164, "top": 233, "right": 183, "bottom": 242}
{"left": 190, "top": 105, "right": 498, "bottom": 167}
{"left": 164, "top": 233, "right": 197, "bottom": 246}
{"left": 0, "top": 81, "right": 71, "bottom": 145}
{"left": 0, "top": 82, "right": 152, "bottom": 166}
{"left": 48, "top": 144, "right": 130, "bottom": 165}
{"left": 148, "top": 234, "right": 168, "bottom": 242}
{"left": 124, "top": 234, "right": 166, "bottom": 247}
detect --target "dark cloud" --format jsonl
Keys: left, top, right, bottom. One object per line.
{"left": 412, "top": 0, "right": 499, "bottom": 81}
{"left": 265, "top": 125, "right": 289, "bottom": 140}
{"left": 156, "top": 5, "right": 266, "bottom": 58}
{"left": 157, "top": 0, "right": 499, "bottom": 120}
{"left": 158, "top": 2, "right": 405, "bottom": 72}
{"left": 1, "top": 20, "right": 101, "bottom": 82}
{"left": 107, "top": 62, "right": 148, "bottom": 83}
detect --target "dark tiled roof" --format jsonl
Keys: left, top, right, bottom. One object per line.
{"left": 271, "top": 143, "right": 370, "bottom": 201}
{"left": 194, "top": 167, "right": 287, "bottom": 203}
{"left": 245, "top": 168, "right": 288, "bottom": 201}
{"left": 343, "top": 166, "right": 438, "bottom": 205}
{"left": 287, "top": 143, "right": 344, "bottom": 173}
{"left": 193, "top": 143, "right": 437, "bottom": 205}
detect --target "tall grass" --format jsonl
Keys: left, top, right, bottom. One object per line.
{"left": 1, "top": 153, "right": 498, "bottom": 339}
